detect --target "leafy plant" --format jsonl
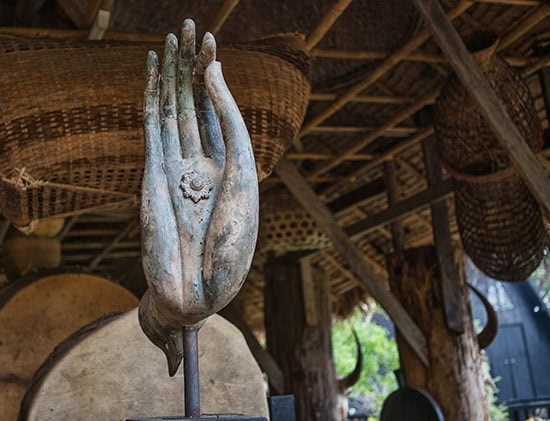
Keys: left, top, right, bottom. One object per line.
{"left": 332, "top": 307, "right": 399, "bottom": 415}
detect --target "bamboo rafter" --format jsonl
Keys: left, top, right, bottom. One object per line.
{"left": 304, "top": 0, "right": 354, "bottom": 52}
{"left": 312, "top": 48, "right": 533, "bottom": 67}
{"left": 319, "top": 52, "right": 550, "bottom": 199}
{"left": 310, "top": 92, "right": 415, "bottom": 104}
{"left": 209, "top": 0, "right": 241, "bottom": 34}
{"left": 311, "top": 83, "right": 443, "bottom": 183}
{"left": 298, "top": 0, "right": 473, "bottom": 138}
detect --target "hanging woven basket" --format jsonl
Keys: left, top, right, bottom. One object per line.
{"left": 433, "top": 29, "right": 544, "bottom": 281}
{"left": 0, "top": 35, "right": 310, "bottom": 230}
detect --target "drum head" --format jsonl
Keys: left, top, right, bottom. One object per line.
{"left": 0, "top": 272, "right": 138, "bottom": 420}
{"left": 20, "top": 309, "right": 269, "bottom": 420}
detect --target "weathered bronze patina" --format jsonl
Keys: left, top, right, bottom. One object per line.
{"left": 138, "top": 19, "right": 259, "bottom": 381}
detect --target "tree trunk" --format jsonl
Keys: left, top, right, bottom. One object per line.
{"left": 264, "top": 257, "right": 339, "bottom": 421}
{"left": 388, "top": 245, "right": 489, "bottom": 420}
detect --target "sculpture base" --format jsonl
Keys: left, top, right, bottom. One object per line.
{"left": 127, "top": 416, "right": 267, "bottom": 420}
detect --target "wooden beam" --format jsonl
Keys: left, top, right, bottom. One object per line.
{"left": 328, "top": 177, "right": 386, "bottom": 213}
{"left": 304, "top": 0, "right": 354, "bottom": 52}
{"left": 384, "top": 161, "right": 405, "bottom": 251}
{"left": 300, "top": 257, "right": 320, "bottom": 326}
{"left": 86, "top": 0, "right": 113, "bottom": 40}
{"left": 218, "top": 304, "right": 285, "bottom": 394}
{"left": 344, "top": 178, "right": 454, "bottom": 239}
{"left": 14, "top": 0, "right": 46, "bottom": 25}
{"left": 275, "top": 158, "right": 429, "bottom": 366}
{"left": 0, "top": 219, "right": 10, "bottom": 244}
{"left": 422, "top": 136, "right": 465, "bottom": 333}
{"left": 209, "top": 0, "right": 240, "bottom": 34}
{"left": 539, "top": 67, "right": 550, "bottom": 123}
{"left": 87, "top": 219, "right": 137, "bottom": 270}
{"left": 83, "top": 0, "right": 104, "bottom": 28}
{"left": 412, "top": 0, "right": 550, "bottom": 215}
{"left": 58, "top": 215, "right": 79, "bottom": 241}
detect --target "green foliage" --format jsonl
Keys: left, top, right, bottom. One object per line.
{"left": 332, "top": 307, "right": 399, "bottom": 414}
{"left": 486, "top": 382, "right": 508, "bottom": 421}
{"left": 332, "top": 306, "right": 508, "bottom": 420}
{"left": 531, "top": 249, "right": 550, "bottom": 309}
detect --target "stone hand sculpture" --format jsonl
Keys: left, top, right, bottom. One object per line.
{"left": 139, "top": 19, "right": 259, "bottom": 376}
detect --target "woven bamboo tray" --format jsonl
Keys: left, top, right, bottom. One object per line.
{"left": 258, "top": 189, "right": 330, "bottom": 253}
{"left": 0, "top": 35, "right": 310, "bottom": 230}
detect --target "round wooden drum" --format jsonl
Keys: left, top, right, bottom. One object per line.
{"left": 0, "top": 272, "right": 139, "bottom": 420}
{"left": 20, "top": 309, "right": 269, "bottom": 420}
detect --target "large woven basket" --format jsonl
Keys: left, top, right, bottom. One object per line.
{"left": 454, "top": 175, "right": 545, "bottom": 282}
{"left": 433, "top": 29, "right": 544, "bottom": 281}
{"left": 0, "top": 35, "right": 310, "bottom": 230}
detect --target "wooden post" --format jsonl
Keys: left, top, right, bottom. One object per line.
{"left": 264, "top": 256, "right": 339, "bottom": 421}
{"left": 276, "top": 158, "right": 429, "bottom": 366}
{"left": 422, "top": 135, "right": 465, "bottom": 333}
{"left": 388, "top": 246, "right": 489, "bottom": 420}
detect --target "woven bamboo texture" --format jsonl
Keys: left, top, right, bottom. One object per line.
{"left": 433, "top": 29, "right": 544, "bottom": 281}
{"left": 0, "top": 35, "right": 310, "bottom": 229}
{"left": 258, "top": 189, "right": 330, "bottom": 253}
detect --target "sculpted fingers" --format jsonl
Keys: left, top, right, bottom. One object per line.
{"left": 177, "top": 19, "right": 202, "bottom": 157}
{"left": 204, "top": 61, "right": 256, "bottom": 181}
{"left": 195, "top": 33, "right": 224, "bottom": 164}
{"left": 160, "top": 34, "right": 181, "bottom": 160}
{"left": 202, "top": 61, "right": 259, "bottom": 310}
{"left": 144, "top": 51, "right": 161, "bottom": 166}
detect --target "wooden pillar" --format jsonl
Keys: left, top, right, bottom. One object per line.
{"left": 388, "top": 246, "right": 489, "bottom": 420}
{"left": 264, "top": 256, "right": 338, "bottom": 421}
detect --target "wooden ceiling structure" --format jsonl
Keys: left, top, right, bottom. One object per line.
{"left": 0, "top": 0, "right": 549, "bottom": 332}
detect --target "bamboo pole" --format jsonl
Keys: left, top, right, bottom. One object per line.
{"left": 312, "top": 125, "right": 418, "bottom": 135}
{"left": 304, "top": 0, "right": 354, "bottom": 52}
{"left": 312, "top": 48, "right": 533, "bottom": 67}
{"left": 209, "top": 0, "right": 240, "bottom": 34}
{"left": 473, "top": 0, "right": 541, "bottom": 5}
{"left": 310, "top": 92, "right": 415, "bottom": 104}
{"left": 0, "top": 26, "right": 164, "bottom": 42}
{"left": 498, "top": 3, "right": 550, "bottom": 49}
{"left": 298, "top": 0, "right": 473, "bottom": 138}
{"left": 286, "top": 152, "right": 374, "bottom": 161}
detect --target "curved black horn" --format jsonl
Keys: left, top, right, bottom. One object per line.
{"left": 468, "top": 283, "right": 498, "bottom": 349}
{"left": 338, "top": 329, "right": 363, "bottom": 392}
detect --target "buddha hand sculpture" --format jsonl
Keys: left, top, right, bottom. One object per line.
{"left": 139, "top": 19, "right": 259, "bottom": 376}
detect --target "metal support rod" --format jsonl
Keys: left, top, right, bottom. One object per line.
{"left": 183, "top": 326, "right": 201, "bottom": 418}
